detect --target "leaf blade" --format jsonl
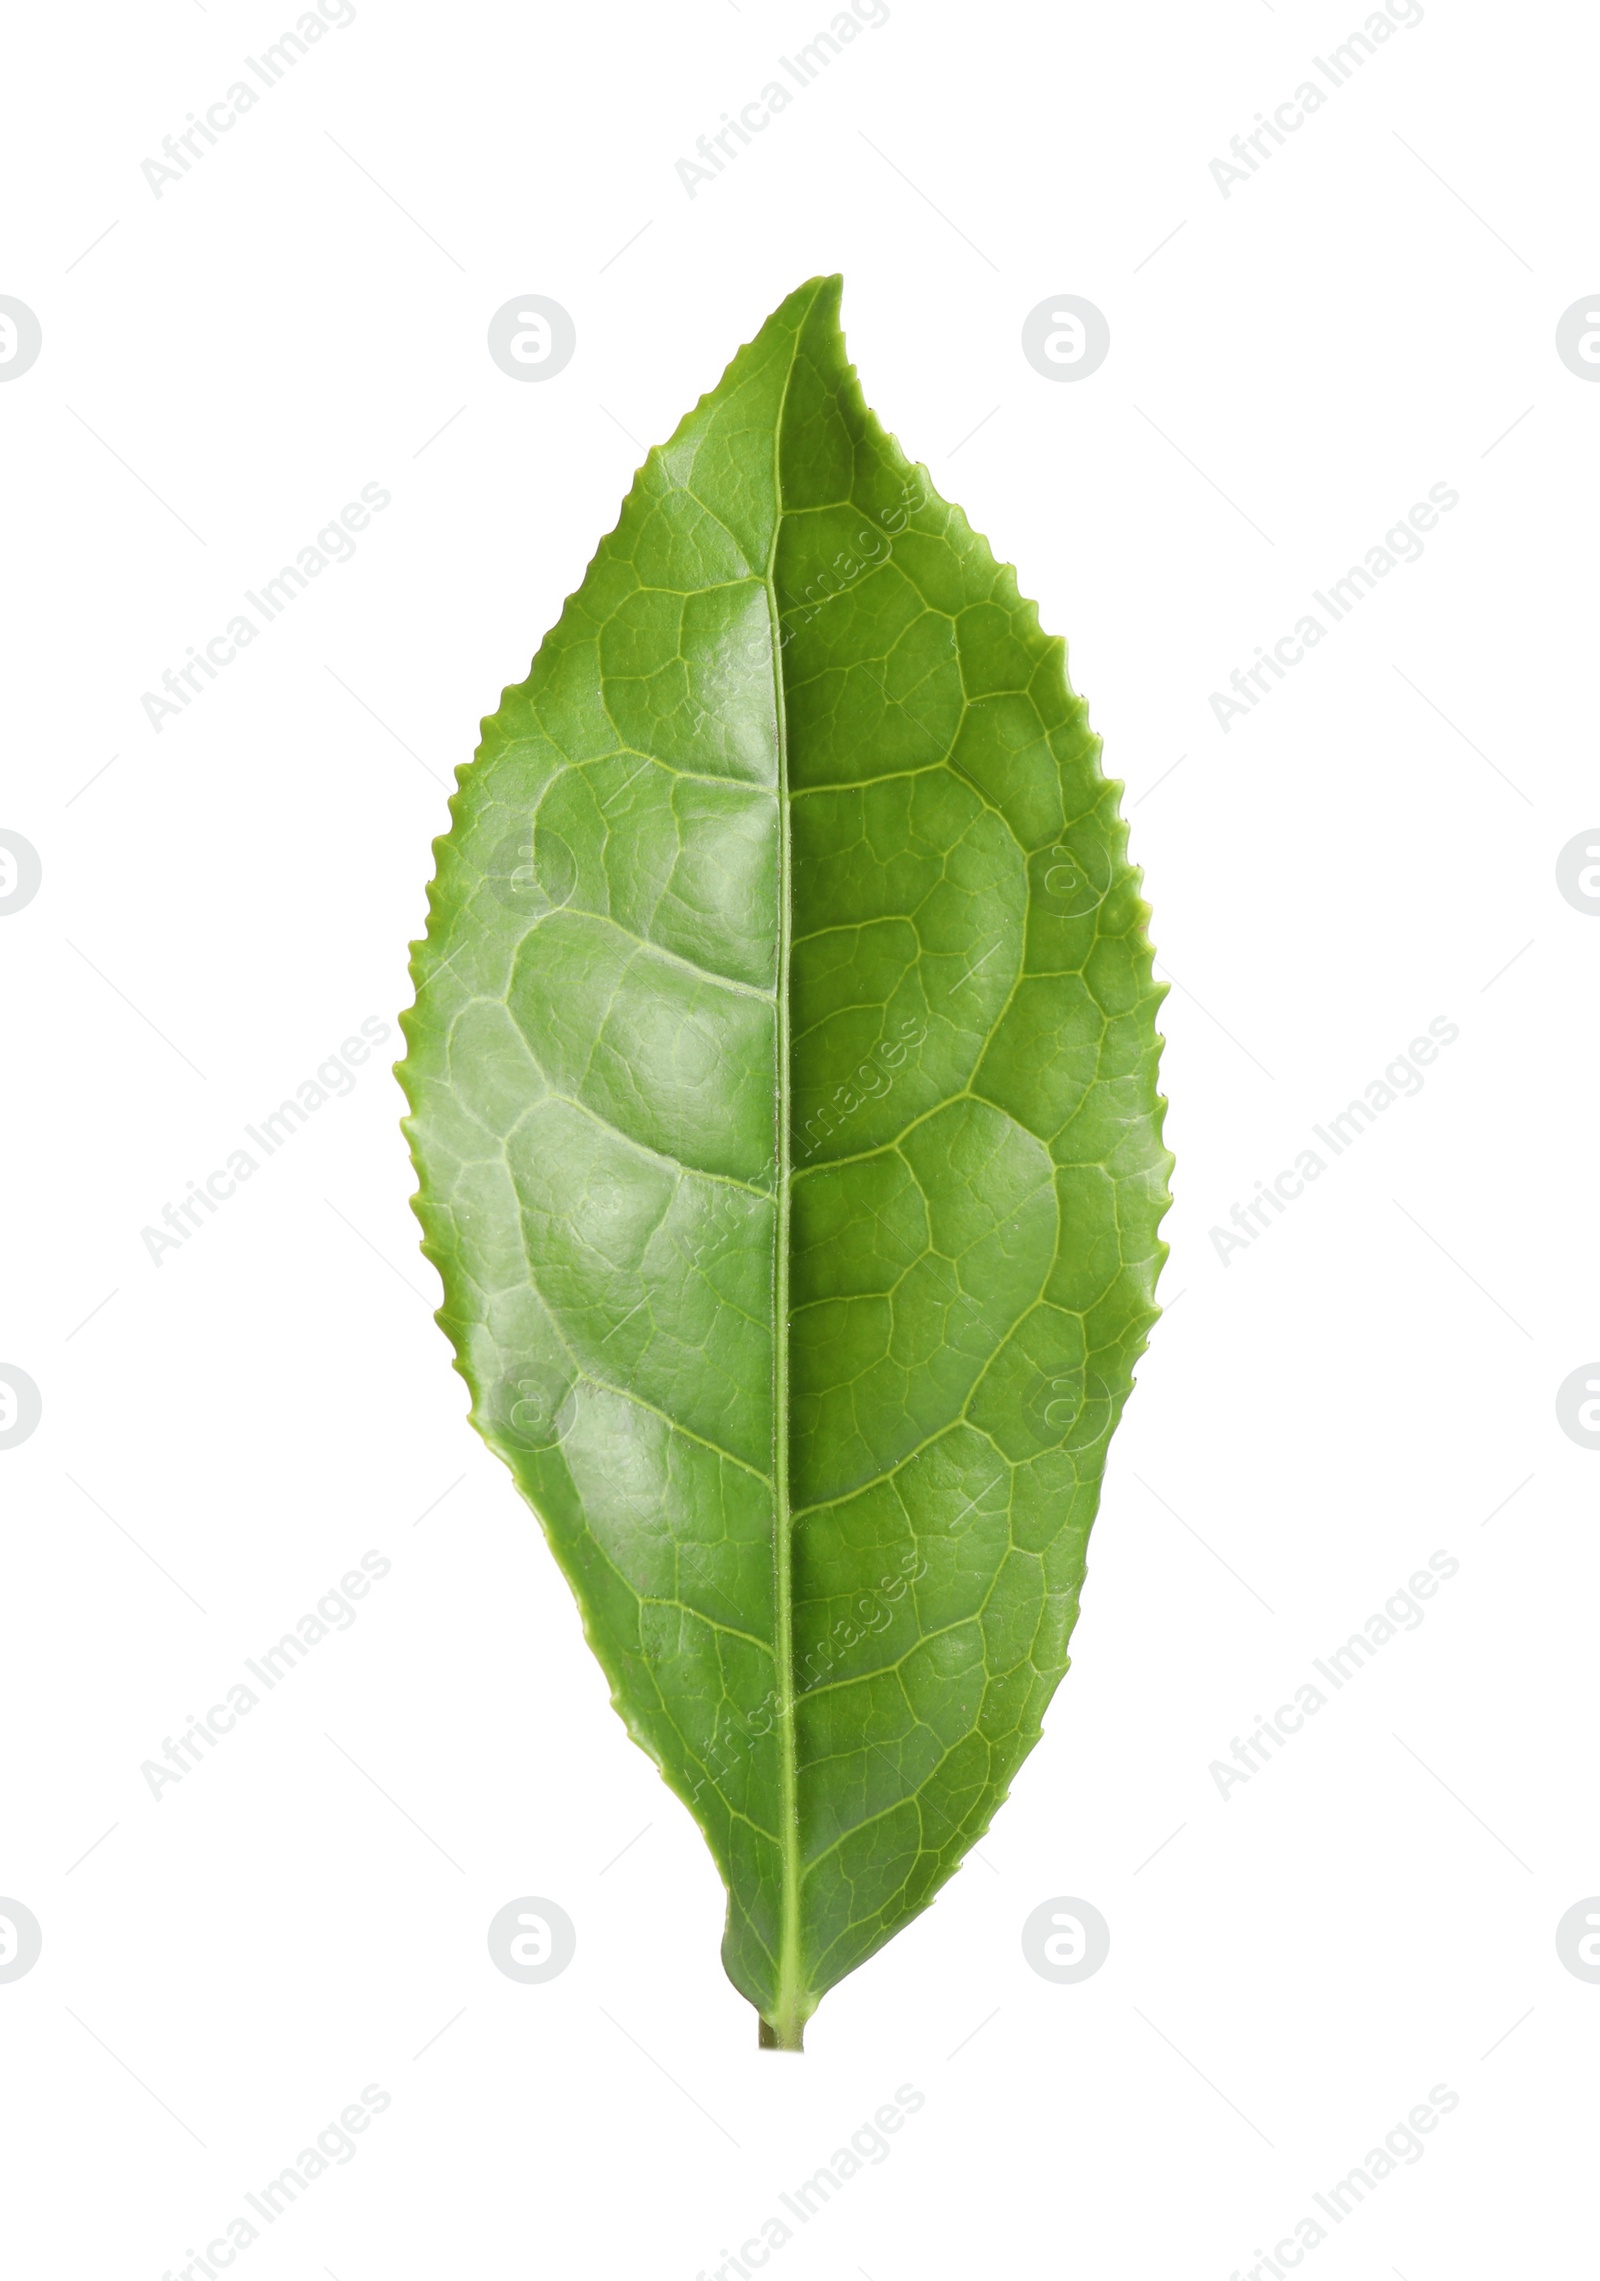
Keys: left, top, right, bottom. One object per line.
{"left": 399, "top": 276, "right": 1170, "bottom": 2043}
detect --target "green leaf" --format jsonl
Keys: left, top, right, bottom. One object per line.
{"left": 398, "top": 277, "right": 1170, "bottom": 2047}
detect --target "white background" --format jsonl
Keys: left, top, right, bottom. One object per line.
{"left": 2, "top": 0, "right": 1596, "bottom": 2274}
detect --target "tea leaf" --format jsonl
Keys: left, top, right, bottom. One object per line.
{"left": 398, "top": 277, "right": 1170, "bottom": 2046}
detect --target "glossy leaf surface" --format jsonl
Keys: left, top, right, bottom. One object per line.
{"left": 398, "top": 277, "right": 1170, "bottom": 2045}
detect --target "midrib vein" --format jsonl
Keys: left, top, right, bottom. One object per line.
{"left": 766, "top": 306, "right": 807, "bottom": 2040}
